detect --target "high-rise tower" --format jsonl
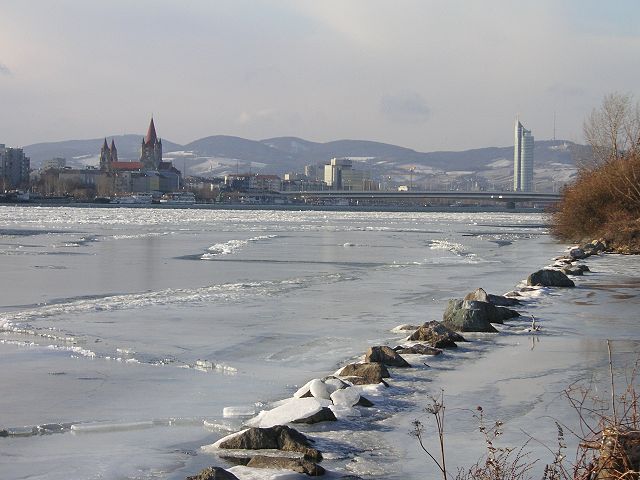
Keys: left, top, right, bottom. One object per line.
{"left": 514, "top": 119, "right": 534, "bottom": 192}
{"left": 140, "top": 118, "right": 162, "bottom": 170}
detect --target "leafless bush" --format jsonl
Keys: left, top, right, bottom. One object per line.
{"left": 413, "top": 342, "right": 640, "bottom": 480}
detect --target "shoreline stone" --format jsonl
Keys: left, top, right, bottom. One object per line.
{"left": 218, "top": 425, "right": 322, "bottom": 462}
{"left": 246, "top": 455, "right": 325, "bottom": 476}
{"left": 364, "top": 345, "right": 411, "bottom": 367}
{"left": 408, "top": 320, "right": 467, "bottom": 347}
{"left": 527, "top": 269, "right": 575, "bottom": 287}
{"left": 186, "top": 466, "right": 239, "bottom": 480}
{"left": 338, "top": 362, "right": 390, "bottom": 385}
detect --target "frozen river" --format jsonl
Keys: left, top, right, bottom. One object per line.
{"left": 0, "top": 206, "right": 638, "bottom": 479}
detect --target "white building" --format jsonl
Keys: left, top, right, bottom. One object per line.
{"left": 42, "top": 157, "right": 67, "bottom": 170}
{"left": 514, "top": 119, "right": 534, "bottom": 192}
{"left": 324, "top": 158, "right": 371, "bottom": 190}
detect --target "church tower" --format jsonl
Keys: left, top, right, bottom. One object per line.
{"left": 99, "top": 138, "right": 119, "bottom": 172}
{"left": 110, "top": 139, "right": 118, "bottom": 163}
{"left": 99, "top": 138, "right": 111, "bottom": 171}
{"left": 140, "top": 118, "right": 162, "bottom": 170}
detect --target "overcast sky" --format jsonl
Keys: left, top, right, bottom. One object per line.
{"left": 1, "top": 0, "right": 639, "bottom": 151}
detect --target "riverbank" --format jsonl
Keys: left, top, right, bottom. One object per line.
{"left": 179, "top": 244, "right": 632, "bottom": 479}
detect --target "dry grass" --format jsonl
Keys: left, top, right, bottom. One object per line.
{"left": 550, "top": 152, "right": 640, "bottom": 253}
{"left": 414, "top": 343, "right": 640, "bottom": 480}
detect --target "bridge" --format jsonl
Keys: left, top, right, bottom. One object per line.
{"left": 275, "top": 190, "right": 561, "bottom": 204}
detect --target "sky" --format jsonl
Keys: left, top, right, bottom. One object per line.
{"left": 1, "top": 0, "right": 639, "bottom": 152}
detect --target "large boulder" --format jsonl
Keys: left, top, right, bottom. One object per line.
{"left": 218, "top": 425, "right": 322, "bottom": 461}
{"left": 442, "top": 299, "right": 499, "bottom": 332}
{"left": 186, "top": 467, "right": 239, "bottom": 480}
{"left": 527, "top": 269, "right": 575, "bottom": 287}
{"left": 246, "top": 455, "right": 325, "bottom": 476}
{"left": 364, "top": 346, "right": 411, "bottom": 367}
{"left": 330, "top": 386, "right": 361, "bottom": 407}
{"left": 450, "top": 297, "right": 519, "bottom": 324}
{"left": 247, "top": 398, "right": 330, "bottom": 428}
{"left": 394, "top": 344, "right": 443, "bottom": 356}
{"left": 463, "top": 288, "right": 522, "bottom": 307}
{"left": 569, "top": 247, "right": 588, "bottom": 259}
{"left": 442, "top": 298, "right": 518, "bottom": 331}
{"left": 338, "top": 362, "right": 390, "bottom": 384}
{"left": 407, "top": 321, "right": 466, "bottom": 347}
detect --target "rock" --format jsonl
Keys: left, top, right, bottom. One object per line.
{"left": 442, "top": 299, "right": 499, "bottom": 332}
{"left": 569, "top": 247, "right": 588, "bottom": 259}
{"left": 394, "top": 344, "right": 443, "bottom": 356}
{"left": 338, "top": 362, "right": 390, "bottom": 384}
{"left": 308, "top": 379, "right": 332, "bottom": 400}
{"left": 504, "top": 290, "right": 522, "bottom": 298}
{"left": 487, "top": 293, "right": 522, "bottom": 307}
{"left": 519, "top": 286, "right": 539, "bottom": 292}
{"left": 246, "top": 455, "right": 325, "bottom": 476}
{"left": 561, "top": 265, "right": 584, "bottom": 276}
{"left": 575, "top": 264, "right": 590, "bottom": 273}
{"left": 218, "top": 425, "right": 322, "bottom": 461}
{"left": 407, "top": 321, "right": 466, "bottom": 348}
{"left": 247, "top": 397, "right": 330, "bottom": 428}
{"left": 322, "top": 376, "right": 350, "bottom": 391}
{"left": 330, "top": 386, "right": 361, "bottom": 407}
{"left": 356, "top": 396, "right": 374, "bottom": 407}
{"left": 553, "top": 256, "right": 574, "bottom": 264}
{"left": 463, "top": 287, "right": 490, "bottom": 302}
{"left": 527, "top": 269, "right": 575, "bottom": 287}
{"left": 186, "top": 467, "right": 239, "bottom": 480}
{"left": 292, "top": 407, "right": 337, "bottom": 424}
{"left": 458, "top": 296, "right": 520, "bottom": 322}
{"left": 442, "top": 298, "right": 518, "bottom": 332}
{"left": 342, "top": 375, "right": 389, "bottom": 387}
{"left": 391, "top": 324, "right": 421, "bottom": 333}
{"left": 364, "top": 346, "right": 411, "bottom": 367}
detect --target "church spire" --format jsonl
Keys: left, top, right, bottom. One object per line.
{"left": 110, "top": 139, "right": 118, "bottom": 162}
{"left": 144, "top": 117, "right": 158, "bottom": 145}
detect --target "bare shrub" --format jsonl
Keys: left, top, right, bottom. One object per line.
{"left": 550, "top": 152, "right": 640, "bottom": 252}
{"left": 413, "top": 343, "right": 640, "bottom": 479}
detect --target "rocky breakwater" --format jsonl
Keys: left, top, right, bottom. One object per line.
{"left": 189, "top": 244, "right": 599, "bottom": 479}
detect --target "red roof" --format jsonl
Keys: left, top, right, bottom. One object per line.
{"left": 111, "top": 161, "right": 144, "bottom": 171}
{"left": 144, "top": 117, "right": 158, "bottom": 144}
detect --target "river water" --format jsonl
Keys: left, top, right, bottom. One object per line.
{"left": 0, "top": 206, "right": 638, "bottom": 480}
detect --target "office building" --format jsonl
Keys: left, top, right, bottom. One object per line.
{"left": 514, "top": 119, "right": 534, "bottom": 192}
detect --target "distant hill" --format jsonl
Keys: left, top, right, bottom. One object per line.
{"left": 23, "top": 134, "right": 584, "bottom": 191}
{"left": 24, "top": 135, "right": 183, "bottom": 166}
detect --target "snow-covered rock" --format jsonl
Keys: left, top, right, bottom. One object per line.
{"left": 245, "top": 398, "right": 331, "bottom": 428}
{"left": 330, "top": 386, "right": 361, "bottom": 407}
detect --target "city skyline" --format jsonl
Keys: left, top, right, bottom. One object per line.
{"left": 1, "top": 1, "right": 639, "bottom": 151}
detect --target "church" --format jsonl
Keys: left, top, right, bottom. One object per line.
{"left": 99, "top": 118, "right": 181, "bottom": 194}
